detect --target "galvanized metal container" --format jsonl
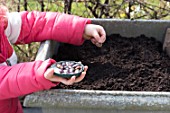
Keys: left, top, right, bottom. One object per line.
{"left": 24, "top": 19, "right": 170, "bottom": 113}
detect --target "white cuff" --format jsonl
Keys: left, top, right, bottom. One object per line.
{"left": 0, "top": 51, "right": 18, "bottom": 66}
{"left": 5, "top": 12, "right": 22, "bottom": 44}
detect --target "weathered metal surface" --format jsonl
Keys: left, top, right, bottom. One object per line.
{"left": 35, "top": 40, "right": 60, "bottom": 61}
{"left": 163, "top": 28, "right": 170, "bottom": 57}
{"left": 24, "top": 89, "right": 170, "bottom": 111}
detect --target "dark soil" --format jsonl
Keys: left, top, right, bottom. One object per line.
{"left": 53, "top": 34, "right": 170, "bottom": 91}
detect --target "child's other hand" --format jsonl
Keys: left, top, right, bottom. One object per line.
{"left": 44, "top": 66, "right": 88, "bottom": 85}
{"left": 83, "top": 24, "right": 106, "bottom": 47}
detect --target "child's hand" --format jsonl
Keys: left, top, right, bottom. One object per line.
{"left": 83, "top": 24, "right": 106, "bottom": 47}
{"left": 44, "top": 66, "right": 88, "bottom": 85}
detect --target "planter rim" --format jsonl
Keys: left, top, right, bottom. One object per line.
{"left": 24, "top": 89, "right": 170, "bottom": 111}
{"left": 91, "top": 18, "right": 170, "bottom": 22}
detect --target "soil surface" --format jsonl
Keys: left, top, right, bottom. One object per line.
{"left": 54, "top": 34, "right": 170, "bottom": 91}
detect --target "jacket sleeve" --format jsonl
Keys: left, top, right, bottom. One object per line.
{"left": 15, "top": 11, "right": 91, "bottom": 45}
{"left": 0, "top": 59, "right": 57, "bottom": 100}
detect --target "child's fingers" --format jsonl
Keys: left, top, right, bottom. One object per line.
{"left": 92, "top": 30, "right": 101, "bottom": 43}
{"left": 59, "top": 66, "right": 88, "bottom": 84}
{"left": 98, "top": 26, "right": 106, "bottom": 43}
{"left": 38, "top": 59, "right": 56, "bottom": 74}
{"left": 75, "top": 72, "right": 86, "bottom": 83}
{"left": 91, "top": 38, "right": 97, "bottom": 44}
{"left": 92, "top": 26, "right": 106, "bottom": 44}
{"left": 95, "top": 43, "right": 103, "bottom": 47}
{"left": 47, "top": 74, "right": 76, "bottom": 85}
{"left": 60, "top": 76, "right": 76, "bottom": 85}
{"left": 44, "top": 68, "right": 54, "bottom": 80}
{"left": 91, "top": 38, "right": 102, "bottom": 47}
{"left": 75, "top": 66, "right": 88, "bottom": 83}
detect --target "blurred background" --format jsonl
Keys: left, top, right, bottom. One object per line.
{"left": 2, "top": 0, "right": 170, "bottom": 62}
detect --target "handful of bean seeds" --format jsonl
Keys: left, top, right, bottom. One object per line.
{"left": 51, "top": 61, "right": 84, "bottom": 78}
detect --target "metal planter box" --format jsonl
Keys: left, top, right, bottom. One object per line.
{"left": 23, "top": 19, "right": 170, "bottom": 113}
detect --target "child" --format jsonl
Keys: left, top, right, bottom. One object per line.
{"left": 0, "top": 5, "right": 106, "bottom": 113}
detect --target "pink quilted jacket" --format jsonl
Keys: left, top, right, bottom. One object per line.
{"left": 0, "top": 11, "right": 91, "bottom": 113}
